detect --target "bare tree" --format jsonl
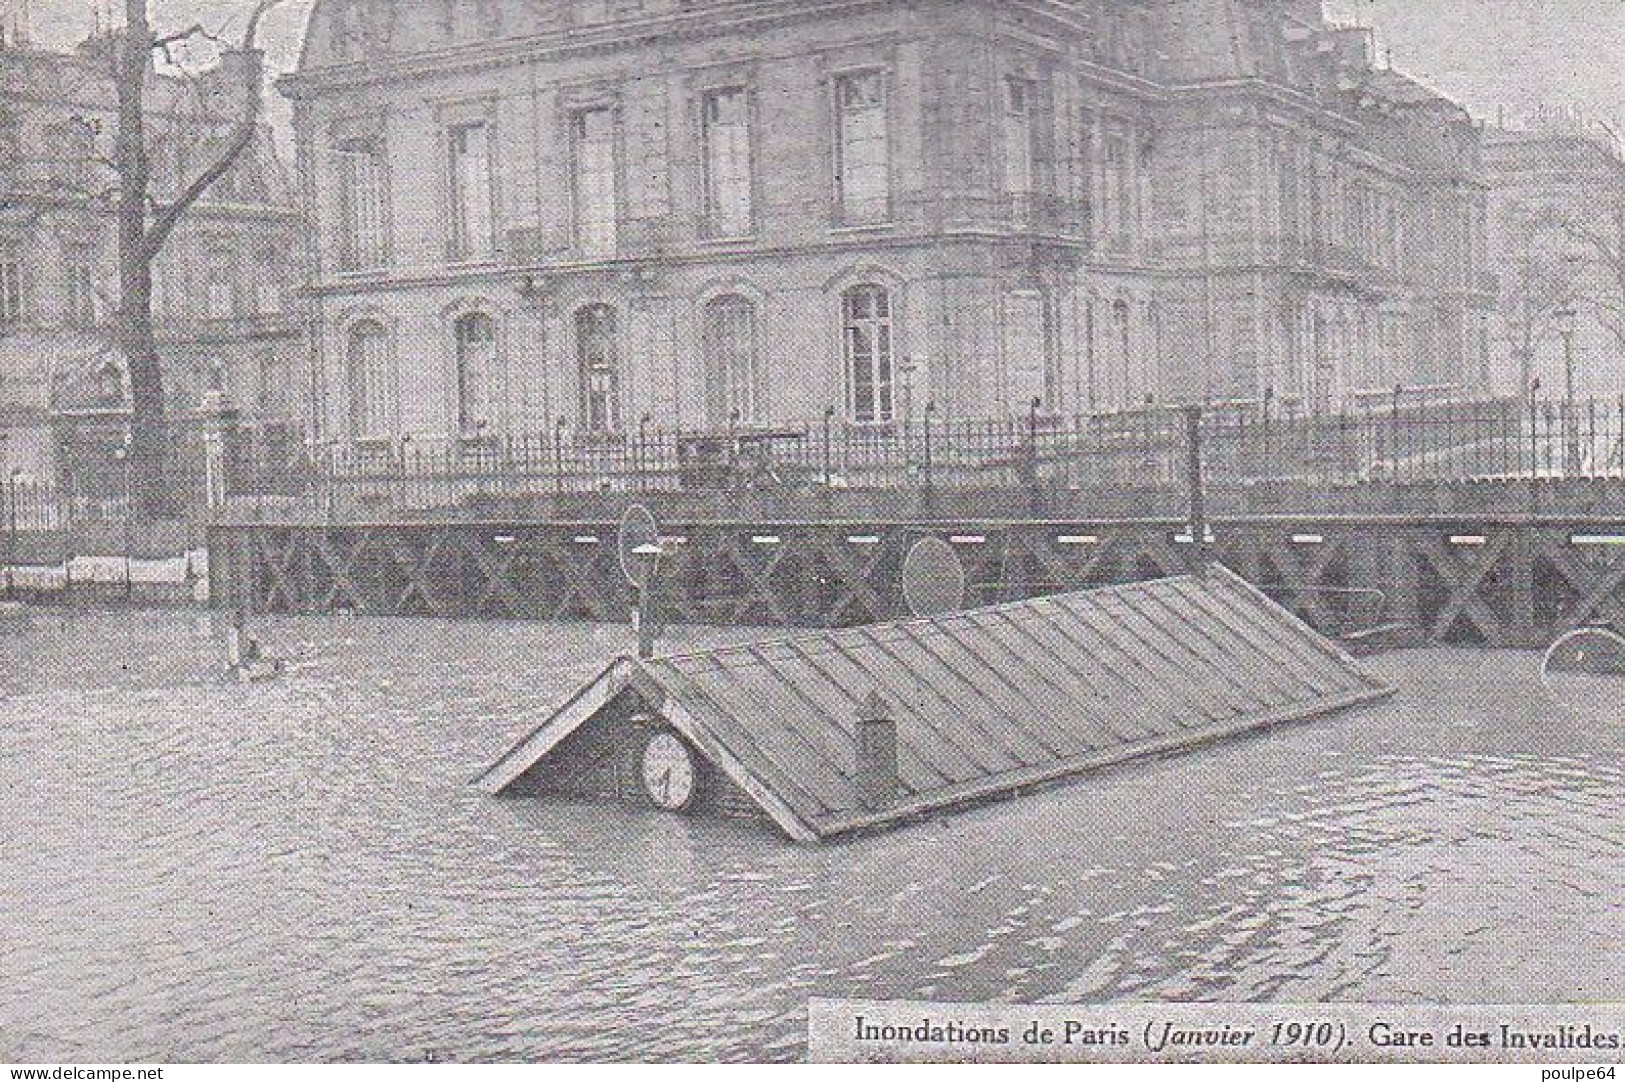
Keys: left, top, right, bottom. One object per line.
{"left": 112, "top": 0, "right": 287, "bottom": 518}
{"left": 1500, "top": 202, "right": 1582, "bottom": 394}
{"left": 1553, "top": 196, "right": 1625, "bottom": 356}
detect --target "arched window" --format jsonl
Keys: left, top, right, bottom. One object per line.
{"left": 96, "top": 362, "right": 125, "bottom": 405}
{"left": 346, "top": 320, "right": 391, "bottom": 440}
{"left": 702, "top": 294, "right": 760, "bottom": 426}
{"left": 842, "top": 284, "right": 894, "bottom": 424}
{"left": 576, "top": 304, "right": 619, "bottom": 434}
{"left": 453, "top": 311, "right": 497, "bottom": 436}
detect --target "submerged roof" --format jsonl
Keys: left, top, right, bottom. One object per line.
{"left": 478, "top": 566, "right": 1393, "bottom": 842}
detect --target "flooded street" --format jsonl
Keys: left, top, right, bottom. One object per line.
{"left": 1, "top": 611, "right": 1621, "bottom": 1062}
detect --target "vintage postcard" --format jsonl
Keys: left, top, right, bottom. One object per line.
{"left": 0, "top": 0, "right": 1621, "bottom": 1071}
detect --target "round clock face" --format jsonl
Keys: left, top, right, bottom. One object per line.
{"left": 640, "top": 730, "right": 698, "bottom": 812}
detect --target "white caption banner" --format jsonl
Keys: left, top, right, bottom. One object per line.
{"left": 809, "top": 999, "right": 1625, "bottom": 1064}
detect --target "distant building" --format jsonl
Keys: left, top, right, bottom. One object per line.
{"left": 281, "top": 0, "right": 1492, "bottom": 454}
{"left": 1484, "top": 107, "right": 1625, "bottom": 399}
{"left": 0, "top": 30, "right": 307, "bottom": 493}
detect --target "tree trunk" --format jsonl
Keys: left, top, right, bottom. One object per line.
{"left": 115, "top": 0, "right": 175, "bottom": 519}
{"left": 118, "top": 266, "right": 172, "bottom": 520}
{"left": 106, "top": 0, "right": 283, "bottom": 520}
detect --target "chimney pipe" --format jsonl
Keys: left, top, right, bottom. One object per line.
{"left": 856, "top": 691, "right": 900, "bottom": 812}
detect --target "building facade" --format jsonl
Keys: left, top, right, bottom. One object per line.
{"left": 0, "top": 27, "right": 307, "bottom": 490}
{"left": 282, "top": 0, "right": 1492, "bottom": 453}
{"left": 1484, "top": 109, "right": 1625, "bottom": 399}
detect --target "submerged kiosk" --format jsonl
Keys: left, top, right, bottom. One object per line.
{"left": 477, "top": 567, "right": 1393, "bottom": 843}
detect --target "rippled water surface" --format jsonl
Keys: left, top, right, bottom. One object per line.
{"left": 1, "top": 611, "right": 1621, "bottom": 1062}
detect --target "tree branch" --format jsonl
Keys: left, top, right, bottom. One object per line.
{"left": 139, "top": 0, "right": 291, "bottom": 261}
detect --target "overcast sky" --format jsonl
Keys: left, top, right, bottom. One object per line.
{"left": 16, "top": 0, "right": 1625, "bottom": 130}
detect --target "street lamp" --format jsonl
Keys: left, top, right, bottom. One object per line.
{"left": 114, "top": 441, "right": 133, "bottom": 600}
{"left": 631, "top": 541, "right": 664, "bottom": 660}
{"left": 1555, "top": 305, "right": 1579, "bottom": 474}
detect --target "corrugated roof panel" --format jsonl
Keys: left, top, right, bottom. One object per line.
{"left": 480, "top": 566, "right": 1395, "bottom": 841}
{"left": 977, "top": 605, "right": 1152, "bottom": 745}
{"left": 650, "top": 663, "right": 839, "bottom": 823}
{"left": 874, "top": 622, "right": 1064, "bottom": 769}
{"left": 765, "top": 635, "right": 984, "bottom": 790}
{"left": 1089, "top": 588, "right": 1253, "bottom": 725}
{"left": 732, "top": 639, "right": 950, "bottom": 798}
{"left": 671, "top": 652, "right": 855, "bottom": 815}
{"left": 826, "top": 627, "right": 1031, "bottom": 779}
{"left": 1056, "top": 598, "right": 1204, "bottom": 737}
{"left": 945, "top": 611, "right": 1108, "bottom": 757}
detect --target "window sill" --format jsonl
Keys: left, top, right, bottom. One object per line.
{"left": 828, "top": 221, "right": 899, "bottom": 236}
{"left": 696, "top": 233, "right": 759, "bottom": 247}
{"left": 843, "top": 420, "right": 900, "bottom": 437}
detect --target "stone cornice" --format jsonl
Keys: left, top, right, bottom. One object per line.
{"left": 281, "top": 0, "right": 904, "bottom": 99}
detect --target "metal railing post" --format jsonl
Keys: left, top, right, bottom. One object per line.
{"left": 1183, "top": 404, "right": 1210, "bottom": 574}
{"left": 554, "top": 417, "right": 567, "bottom": 495}
{"left": 2, "top": 468, "right": 15, "bottom": 600}
{"left": 922, "top": 402, "right": 936, "bottom": 494}
{"left": 638, "top": 413, "right": 652, "bottom": 493}
{"left": 1390, "top": 385, "right": 1403, "bottom": 483}
{"left": 1529, "top": 389, "right": 1540, "bottom": 481}
{"left": 822, "top": 407, "right": 835, "bottom": 488}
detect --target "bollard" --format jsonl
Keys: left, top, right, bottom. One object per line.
{"left": 855, "top": 690, "right": 900, "bottom": 812}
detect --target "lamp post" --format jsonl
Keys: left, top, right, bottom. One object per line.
{"left": 637, "top": 413, "right": 652, "bottom": 493}
{"left": 922, "top": 401, "right": 936, "bottom": 498}
{"left": 114, "top": 439, "right": 133, "bottom": 601}
{"left": 631, "top": 541, "right": 663, "bottom": 660}
{"left": 1555, "top": 305, "right": 1579, "bottom": 475}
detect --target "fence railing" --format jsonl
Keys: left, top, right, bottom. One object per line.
{"left": 217, "top": 395, "right": 1625, "bottom": 522}
{"left": 14, "top": 396, "right": 1625, "bottom": 530}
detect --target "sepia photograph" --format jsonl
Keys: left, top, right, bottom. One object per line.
{"left": 0, "top": 0, "right": 1621, "bottom": 1069}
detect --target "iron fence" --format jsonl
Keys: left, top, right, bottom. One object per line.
{"left": 216, "top": 394, "right": 1625, "bottom": 522}
{"left": 14, "top": 395, "right": 1625, "bottom": 529}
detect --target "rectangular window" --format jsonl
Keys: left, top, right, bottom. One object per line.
{"left": 336, "top": 141, "right": 388, "bottom": 271}
{"left": 702, "top": 87, "right": 753, "bottom": 237}
{"left": 1004, "top": 289, "right": 1047, "bottom": 410}
{"left": 1004, "top": 78, "right": 1034, "bottom": 205}
{"left": 448, "top": 121, "right": 495, "bottom": 260}
{"left": 1101, "top": 123, "right": 1132, "bottom": 249}
{"left": 834, "top": 71, "right": 890, "bottom": 225}
{"left": 572, "top": 107, "right": 618, "bottom": 258}
{"left": 0, "top": 254, "right": 20, "bottom": 332}
{"left": 65, "top": 251, "right": 99, "bottom": 327}
{"left": 205, "top": 263, "right": 235, "bottom": 320}
{"left": 256, "top": 264, "right": 284, "bottom": 315}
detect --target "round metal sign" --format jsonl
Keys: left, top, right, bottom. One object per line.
{"left": 902, "top": 537, "right": 968, "bottom": 618}
{"left": 1540, "top": 624, "right": 1625, "bottom": 719}
{"left": 618, "top": 504, "right": 662, "bottom": 588}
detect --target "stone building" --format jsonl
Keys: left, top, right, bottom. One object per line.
{"left": 1484, "top": 108, "right": 1625, "bottom": 399}
{"left": 282, "top": 0, "right": 1492, "bottom": 453}
{"left": 0, "top": 24, "right": 307, "bottom": 490}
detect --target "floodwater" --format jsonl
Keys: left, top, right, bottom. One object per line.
{"left": 0, "top": 611, "right": 1620, "bottom": 1062}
